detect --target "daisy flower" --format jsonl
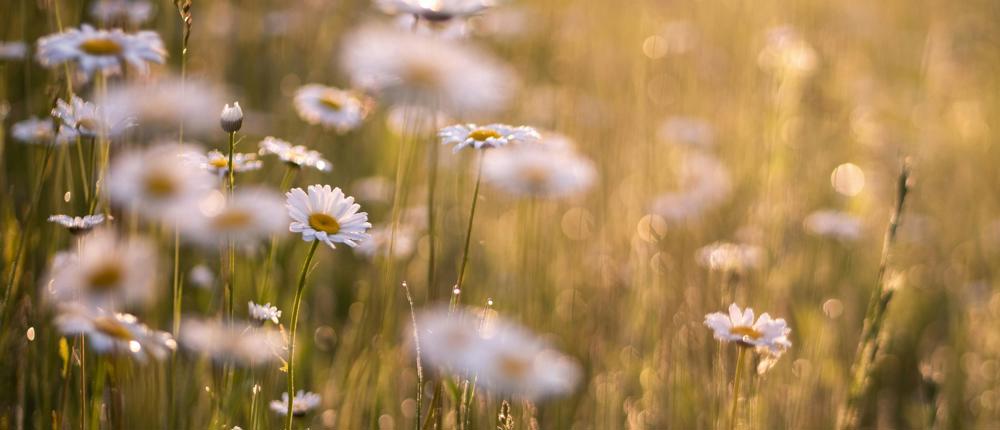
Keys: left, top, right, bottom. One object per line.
{"left": 48, "top": 214, "right": 107, "bottom": 234}
{"left": 704, "top": 303, "right": 792, "bottom": 354}
{"left": 0, "top": 41, "right": 28, "bottom": 61}
{"left": 270, "top": 390, "right": 321, "bottom": 417}
{"left": 179, "top": 319, "right": 284, "bottom": 366}
{"left": 438, "top": 123, "right": 540, "bottom": 153}
{"left": 178, "top": 188, "right": 288, "bottom": 246}
{"left": 286, "top": 185, "right": 371, "bottom": 249}
{"left": 55, "top": 303, "right": 176, "bottom": 361}
{"left": 99, "top": 78, "right": 227, "bottom": 138}
{"left": 482, "top": 144, "right": 596, "bottom": 198}
{"left": 248, "top": 301, "right": 282, "bottom": 325}
{"left": 803, "top": 210, "right": 862, "bottom": 241}
{"left": 11, "top": 117, "right": 55, "bottom": 144}
{"left": 35, "top": 24, "right": 166, "bottom": 81}
{"left": 52, "top": 96, "right": 132, "bottom": 139}
{"left": 44, "top": 229, "right": 157, "bottom": 310}
{"left": 259, "top": 136, "right": 332, "bottom": 172}
{"left": 695, "top": 241, "right": 764, "bottom": 273}
{"left": 340, "top": 24, "right": 516, "bottom": 116}
{"left": 375, "top": 0, "right": 490, "bottom": 21}
{"left": 184, "top": 149, "right": 262, "bottom": 176}
{"left": 106, "top": 144, "right": 214, "bottom": 221}
{"left": 293, "top": 84, "right": 372, "bottom": 133}
{"left": 90, "top": 0, "right": 155, "bottom": 26}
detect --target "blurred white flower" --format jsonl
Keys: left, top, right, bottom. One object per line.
{"left": 183, "top": 149, "right": 262, "bottom": 176}
{"left": 391, "top": 14, "right": 470, "bottom": 39}
{"left": 758, "top": 25, "right": 818, "bottom": 77}
{"left": 48, "top": 214, "right": 106, "bottom": 234}
{"left": 35, "top": 24, "right": 166, "bottom": 81}
{"left": 0, "top": 41, "right": 27, "bottom": 61}
{"left": 44, "top": 229, "right": 157, "bottom": 310}
{"left": 696, "top": 241, "right": 763, "bottom": 273}
{"left": 248, "top": 301, "right": 282, "bottom": 325}
{"left": 258, "top": 136, "right": 332, "bottom": 172}
{"left": 11, "top": 117, "right": 55, "bottom": 144}
{"left": 55, "top": 303, "right": 176, "bottom": 361}
{"left": 353, "top": 225, "right": 418, "bottom": 260}
{"left": 657, "top": 116, "right": 715, "bottom": 149}
{"left": 178, "top": 188, "right": 288, "bottom": 246}
{"left": 90, "top": 0, "right": 155, "bottom": 26}
{"left": 286, "top": 185, "right": 372, "bottom": 249}
{"left": 188, "top": 264, "right": 215, "bottom": 289}
{"left": 270, "top": 390, "right": 321, "bottom": 417}
{"left": 179, "top": 319, "right": 284, "bottom": 366}
{"left": 53, "top": 96, "right": 132, "bottom": 139}
{"left": 482, "top": 144, "right": 596, "bottom": 199}
{"left": 106, "top": 144, "right": 214, "bottom": 221}
{"left": 375, "top": 0, "right": 490, "bottom": 21}
{"left": 341, "top": 24, "right": 516, "bottom": 116}
{"left": 803, "top": 210, "right": 862, "bottom": 241}
{"left": 704, "top": 303, "right": 792, "bottom": 355}
{"left": 650, "top": 153, "right": 731, "bottom": 221}
{"left": 293, "top": 84, "right": 372, "bottom": 133}
{"left": 99, "top": 78, "right": 227, "bottom": 138}
{"left": 439, "top": 123, "right": 539, "bottom": 153}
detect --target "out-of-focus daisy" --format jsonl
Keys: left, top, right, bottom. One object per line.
{"left": 55, "top": 303, "right": 176, "bottom": 361}
{"left": 704, "top": 303, "right": 792, "bottom": 354}
{"left": 48, "top": 214, "right": 106, "bottom": 234}
{"left": 179, "top": 188, "right": 287, "bottom": 246}
{"left": 106, "top": 144, "right": 214, "bottom": 221}
{"left": 657, "top": 116, "right": 715, "bottom": 149}
{"left": 439, "top": 123, "right": 539, "bottom": 153}
{"left": 53, "top": 96, "right": 132, "bottom": 139}
{"left": 341, "top": 24, "right": 516, "bottom": 116}
{"left": 0, "top": 41, "right": 28, "bottom": 61}
{"left": 258, "top": 136, "right": 332, "bottom": 172}
{"left": 353, "top": 225, "right": 418, "bottom": 260}
{"left": 249, "top": 301, "right": 282, "bottom": 325}
{"left": 696, "top": 241, "right": 763, "bottom": 273}
{"left": 803, "top": 210, "right": 862, "bottom": 241}
{"left": 11, "top": 117, "right": 55, "bottom": 144}
{"left": 650, "top": 153, "right": 731, "bottom": 222}
{"left": 184, "top": 149, "right": 262, "bottom": 176}
{"left": 90, "top": 0, "right": 155, "bottom": 26}
{"left": 758, "top": 25, "right": 818, "bottom": 77}
{"left": 99, "top": 78, "right": 227, "bottom": 138}
{"left": 270, "top": 390, "right": 321, "bottom": 417}
{"left": 188, "top": 264, "right": 214, "bottom": 289}
{"left": 286, "top": 185, "right": 371, "bottom": 249}
{"left": 293, "top": 84, "right": 372, "bottom": 133}
{"left": 179, "top": 319, "right": 284, "bottom": 366}
{"left": 35, "top": 24, "right": 166, "bottom": 81}
{"left": 415, "top": 307, "right": 581, "bottom": 400}
{"left": 44, "top": 229, "right": 157, "bottom": 310}
{"left": 482, "top": 144, "right": 596, "bottom": 199}
{"left": 391, "top": 14, "right": 469, "bottom": 39}
{"left": 375, "top": 0, "right": 490, "bottom": 21}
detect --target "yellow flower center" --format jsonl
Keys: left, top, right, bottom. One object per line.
{"left": 213, "top": 209, "right": 253, "bottom": 230}
{"left": 92, "top": 317, "right": 133, "bottom": 340}
{"left": 87, "top": 263, "right": 123, "bottom": 291}
{"left": 319, "top": 95, "right": 343, "bottom": 111}
{"left": 497, "top": 354, "right": 531, "bottom": 380}
{"left": 729, "top": 325, "right": 763, "bottom": 340}
{"left": 468, "top": 128, "right": 502, "bottom": 141}
{"left": 144, "top": 172, "right": 177, "bottom": 198}
{"left": 209, "top": 157, "right": 229, "bottom": 168}
{"left": 79, "top": 38, "right": 123, "bottom": 56}
{"left": 308, "top": 213, "right": 340, "bottom": 235}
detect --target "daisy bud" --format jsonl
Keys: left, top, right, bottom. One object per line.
{"left": 220, "top": 102, "right": 243, "bottom": 133}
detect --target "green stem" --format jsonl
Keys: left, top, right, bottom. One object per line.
{"left": 453, "top": 152, "right": 484, "bottom": 304}
{"left": 426, "top": 131, "right": 439, "bottom": 300}
{"left": 729, "top": 347, "right": 747, "bottom": 430}
{"left": 286, "top": 240, "right": 320, "bottom": 429}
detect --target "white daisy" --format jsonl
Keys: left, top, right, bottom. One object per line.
{"left": 98, "top": 78, "right": 227, "bottom": 138}
{"left": 482, "top": 144, "right": 596, "bottom": 198}
{"left": 178, "top": 188, "right": 288, "bottom": 246}
{"left": 695, "top": 241, "right": 764, "bottom": 273}
{"left": 35, "top": 24, "right": 166, "bottom": 81}
{"left": 183, "top": 149, "right": 262, "bottom": 176}
{"left": 106, "top": 144, "right": 215, "bottom": 221}
{"left": 438, "top": 123, "right": 539, "bottom": 153}
{"left": 340, "top": 24, "right": 516, "bottom": 116}
{"left": 269, "top": 390, "right": 321, "bottom": 417}
{"left": 48, "top": 214, "right": 107, "bottom": 234}
{"left": 44, "top": 229, "right": 157, "bottom": 310}
{"left": 11, "top": 117, "right": 55, "bottom": 144}
{"left": 248, "top": 301, "right": 282, "bottom": 325}
{"left": 258, "top": 136, "right": 332, "bottom": 172}
{"left": 704, "top": 303, "right": 792, "bottom": 354}
{"left": 55, "top": 303, "right": 176, "bottom": 361}
{"left": 293, "top": 84, "right": 372, "bottom": 133}
{"left": 0, "top": 41, "right": 28, "bottom": 61}
{"left": 285, "top": 185, "right": 372, "bottom": 249}
{"left": 375, "top": 0, "right": 490, "bottom": 21}
{"left": 179, "top": 319, "right": 284, "bottom": 366}
{"left": 90, "top": 0, "right": 155, "bottom": 26}
{"left": 803, "top": 210, "right": 862, "bottom": 241}
{"left": 52, "top": 96, "right": 132, "bottom": 139}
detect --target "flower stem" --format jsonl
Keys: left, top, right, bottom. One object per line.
{"left": 454, "top": 152, "right": 484, "bottom": 304}
{"left": 286, "top": 240, "right": 320, "bottom": 429}
{"left": 729, "top": 346, "right": 747, "bottom": 430}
